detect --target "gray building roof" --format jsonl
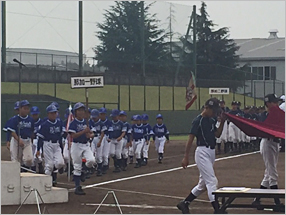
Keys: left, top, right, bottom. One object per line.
{"left": 234, "top": 37, "right": 285, "bottom": 61}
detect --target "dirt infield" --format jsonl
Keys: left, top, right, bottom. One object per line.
{"left": 1, "top": 141, "right": 285, "bottom": 214}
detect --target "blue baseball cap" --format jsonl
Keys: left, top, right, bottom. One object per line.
{"left": 19, "top": 100, "right": 30, "bottom": 107}
{"left": 134, "top": 115, "right": 142, "bottom": 121}
{"left": 99, "top": 107, "right": 107, "bottom": 114}
{"left": 91, "top": 109, "right": 100, "bottom": 118}
{"left": 119, "top": 111, "right": 127, "bottom": 116}
{"left": 14, "top": 101, "right": 20, "bottom": 110}
{"left": 51, "top": 102, "right": 59, "bottom": 110}
{"left": 141, "top": 114, "right": 149, "bottom": 121}
{"left": 156, "top": 114, "right": 163, "bottom": 119}
{"left": 31, "top": 106, "right": 40, "bottom": 115}
{"left": 73, "top": 102, "right": 85, "bottom": 111}
{"left": 46, "top": 104, "right": 58, "bottom": 113}
{"left": 131, "top": 115, "right": 136, "bottom": 121}
{"left": 64, "top": 108, "right": 70, "bottom": 119}
{"left": 110, "top": 109, "right": 120, "bottom": 117}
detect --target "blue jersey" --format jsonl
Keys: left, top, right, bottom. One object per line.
{"left": 101, "top": 119, "right": 112, "bottom": 136}
{"left": 3, "top": 116, "right": 17, "bottom": 141}
{"left": 122, "top": 122, "right": 131, "bottom": 141}
{"left": 258, "top": 111, "right": 268, "bottom": 122}
{"left": 131, "top": 124, "right": 147, "bottom": 141}
{"left": 228, "top": 110, "right": 241, "bottom": 116}
{"left": 143, "top": 123, "right": 153, "bottom": 141}
{"left": 7, "top": 115, "right": 34, "bottom": 139}
{"left": 68, "top": 118, "right": 90, "bottom": 143}
{"left": 33, "top": 118, "right": 42, "bottom": 135}
{"left": 190, "top": 115, "right": 217, "bottom": 149}
{"left": 89, "top": 119, "right": 107, "bottom": 136}
{"left": 37, "top": 119, "right": 63, "bottom": 142}
{"left": 153, "top": 124, "right": 169, "bottom": 138}
{"left": 108, "top": 120, "right": 127, "bottom": 139}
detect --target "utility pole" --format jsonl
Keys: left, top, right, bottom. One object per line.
{"left": 193, "top": 5, "right": 197, "bottom": 79}
{"left": 79, "top": 1, "right": 83, "bottom": 74}
{"left": 140, "top": 1, "right": 145, "bottom": 78}
{"left": 2, "top": 1, "right": 6, "bottom": 81}
{"left": 174, "top": 11, "right": 193, "bottom": 84}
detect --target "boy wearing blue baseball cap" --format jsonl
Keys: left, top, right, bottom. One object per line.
{"left": 141, "top": 114, "right": 154, "bottom": 166}
{"left": 30, "top": 106, "right": 44, "bottom": 173}
{"left": 119, "top": 111, "right": 131, "bottom": 171}
{"left": 7, "top": 100, "right": 34, "bottom": 171}
{"left": 152, "top": 114, "right": 169, "bottom": 164}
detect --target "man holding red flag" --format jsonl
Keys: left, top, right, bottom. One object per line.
{"left": 251, "top": 94, "right": 285, "bottom": 212}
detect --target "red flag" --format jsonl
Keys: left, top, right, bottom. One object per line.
{"left": 66, "top": 106, "right": 74, "bottom": 143}
{"left": 185, "top": 72, "right": 197, "bottom": 110}
{"left": 226, "top": 106, "right": 285, "bottom": 139}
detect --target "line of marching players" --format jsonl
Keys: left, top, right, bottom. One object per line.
{"left": 214, "top": 98, "right": 285, "bottom": 155}
{"left": 3, "top": 100, "right": 169, "bottom": 195}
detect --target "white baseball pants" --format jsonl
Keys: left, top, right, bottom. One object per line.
{"left": 142, "top": 139, "right": 150, "bottom": 158}
{"left": 155, "top": 136, "right": 166, "bottom": 153}
{"left": 128, "top": 141, "right": 134, "bottom": 156}
{"left": 260, "top": 138, "right": 280, "bottom": 187}
{"left": 102, "top": 135, "right": 111, "bottom": 166}
{"left": 191, "top": 146, "right": 218, "bottom": 202}
{"left": 133, "top": 139, "right": 144, "bottom": 159}
{"left": 91, "top": 136, "right": 102, "bottom": 163}
{"left": 63, "top": 139, "right": 71, "bottom": 163}
{"left": 121, "top": 138, "right": 129, "bottom": 159}
{"left": 32, "top": 138, "right": 42, "bottom": 165}
{"left": 71, "top": 142, "right": 95, "bottom": 176}
{"left": 228, "top": 122, "right": 240, "bottom": 143}
{"left": 10, "top": 137, "right": 33, "bottom": 167}
{"left": 109, "top": 139, "right": 123, "bottom": 159}
{"left": 43, "top": 141, "right": 65, "bottom": 176}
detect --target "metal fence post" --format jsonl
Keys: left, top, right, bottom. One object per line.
{"left": 128, "top": 75, "right": 131, "bottom": 111}
{"left": 66, "top": 55, "right": 68, "bottom": 71}
{"left": 118, "top": 76, "right": 120, "bottom": 110}
{"left": 264, "top": 80, "right": 266, "bottom": 98}
{"left": 36, "top": 53, "right": 39, "bottom": 95}
{"left": 144, "top": 76, "right": 146, "bottom": 111}
{"left": 273, "top": 79, "right": 275, "bottom": 94}
{"left": 254, "top": 81, "right": 256, "bottom": 106}
{"left": 158, "top": 84, "right": 161, "bottom": 111}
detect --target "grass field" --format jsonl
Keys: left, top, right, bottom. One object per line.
{"left": 1, "top": 82, "right": 264, "bottom": 110}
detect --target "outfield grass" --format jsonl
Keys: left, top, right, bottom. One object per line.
{"left": 1, "top": 82, "right": 264, "bottom": 110}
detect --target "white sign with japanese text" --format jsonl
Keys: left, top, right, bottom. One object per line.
{"left": 71, "top": 76, "right": 104, "bottom": 88}
{"left": 209, "top": 88, "right": 229, "bottom": 95}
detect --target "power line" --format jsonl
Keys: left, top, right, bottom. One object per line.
{"left": 7, "top": 2, "right": 63, "bottom": 48}
{"left": 28, "top": 1, "right": 77, "bottom": 53}
{"left": 7, "top": 11, "right": 96, "bottom": 24}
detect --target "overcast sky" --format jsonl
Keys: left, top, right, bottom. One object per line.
{"left": 5, "top": 1, "right": 285, "bottom": 58}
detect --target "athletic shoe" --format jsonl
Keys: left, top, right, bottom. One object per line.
{"left": 177, "top": 200, "right": 190, "bottom": 214}
{"left": 158, "top": 160, "right": 162, "bottom": 164}
{"left": 75, "top": 186, "right": 85, "bottom": 195}
{"left": 141, "top": 160, "right": 147, "bottom": 166}
{"left": 52, "top": 180, "right": 57, "bottom": 187}
{"left": 134, "top": 163, "right": 141, "bottom": 168}
{"left": 80, "top": 172, "right": 86, "bottom": 182}
{"left": 274, "top": 203, "right": 285, "bottom": 212}
{"left": 251, "top": 199, "right": 263, "bottom": 210}
{"left": 58, "top": 167, "right": 64, "bottom": 174}
{"left": 96, "top": 171, "right": 102, "bottom": 176}
{"left": 113, "top": 167, "right": 121, "bottom": 173}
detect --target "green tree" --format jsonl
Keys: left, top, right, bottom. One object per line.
{"left": 174, "top": 2, "right": 244, "bottom": 90}
{"left": 94, "top": 1, "right": 174, "bottom": 75}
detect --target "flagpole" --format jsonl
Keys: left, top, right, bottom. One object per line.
{"left": 67, "top": 103, "right": 72, "bottom": 182}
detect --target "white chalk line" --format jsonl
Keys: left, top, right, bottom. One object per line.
{"left": 91, "top": 186, "right": 210, "bottom": 203}
{"left": 82, "top": 203, "right": 187, "bottom": 210}
{"left": 73, "top": 151, "right": 259, "bottom": 190}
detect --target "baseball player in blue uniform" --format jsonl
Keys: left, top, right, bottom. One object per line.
{"left": 119, "top": 111, "right": 131, "bottom": 171}
{"left": 252, "top": 94, "right": 285, "bottom": 212}
{"left": 90, "top": 109, "right": 107, "bottom": 176}
{"left": 141, "top": 114, "right": 153, "bottom": 166}
{"left": 128, "top": 115, "right": 136, "bottom": 164}
{"left": 8, "top": 100, "right": 34, "bottom": 170}
{"left": 130, "top": 115, "right": 147, "bottom": 168}
{"left": 177, "top": 98, "right": 226, "bottom": 214}
{"left": 108, "top": 109, "right": 127, "bottom": 173}
{"left": 152, "top": 114, "right": 169, "bottom": 164}
{"left": 36, "top": 104, "right": 65, "bottom": 184}
{"left": 30, "top": 106, "right": 44, "bottom": 173}
{"left": 99, "top": 107, "right": 112, "bottom": 174}
{"left": 4, "top": 101, "right": 20, "bottom": 152}
{"left": 68, "top": 102, "right": 96, "bottom": 195}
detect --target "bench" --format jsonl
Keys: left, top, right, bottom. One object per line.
{"left": 213, "top": 188, "right": 285, "bottom": 213}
